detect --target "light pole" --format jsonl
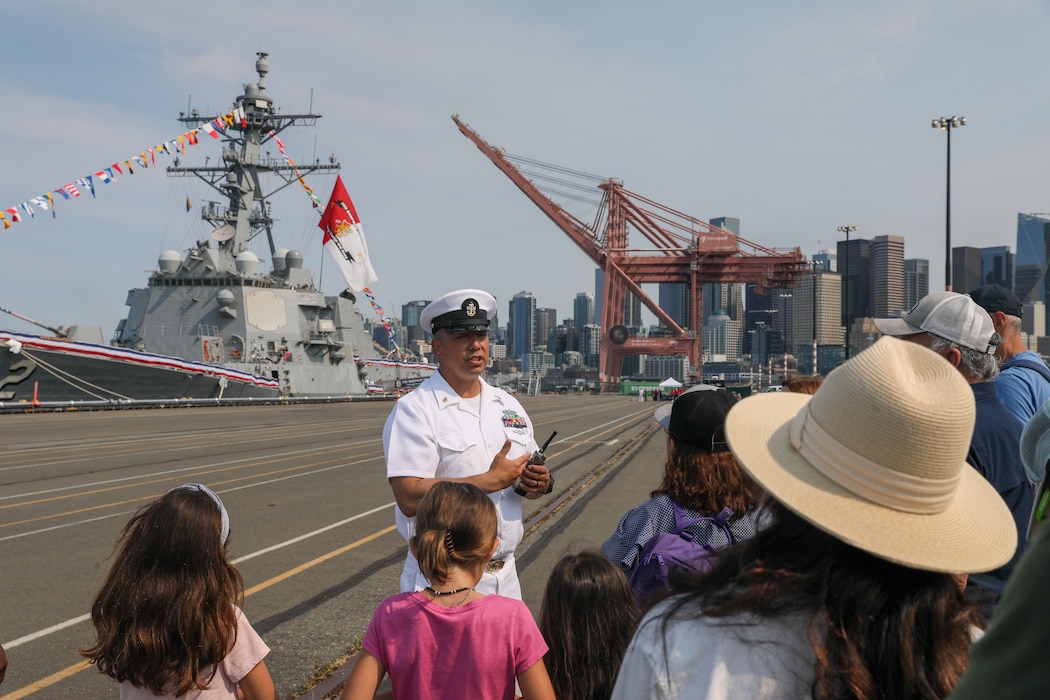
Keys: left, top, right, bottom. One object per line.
{"left": 811, "top": 261, "right": 819, "bottom": 376}
{"left": 932, "top": 116, "right": 966, "bottom": 291}
{"left": 837, "top": 225, "right": 857, "bottom": 360}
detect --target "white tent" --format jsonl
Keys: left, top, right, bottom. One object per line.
{"left": 658, "top": 377, "right": 683, "bottom": 389}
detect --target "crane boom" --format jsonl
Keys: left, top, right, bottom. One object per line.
{"left": 452, "top": 115, "right": 807, "bottom": 388}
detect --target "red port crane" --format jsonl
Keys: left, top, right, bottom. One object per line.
{"left": 453, "top": 116, "right": 808, "bottom": 390}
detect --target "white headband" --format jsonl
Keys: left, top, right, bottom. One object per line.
{"left": 168, "top": 483, "right": 230, "bottom": 544}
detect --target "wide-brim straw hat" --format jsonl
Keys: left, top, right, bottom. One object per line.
{"left": 725, "top": 335, "right": 1016, "bottom": 573}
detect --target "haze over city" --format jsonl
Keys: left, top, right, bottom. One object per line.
{"left": 2, "top": 1, "right": 1049, "bottom": 338}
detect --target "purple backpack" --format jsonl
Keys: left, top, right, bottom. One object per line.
{"left": 627, "top": 502, "right": 734, "bottom": 606}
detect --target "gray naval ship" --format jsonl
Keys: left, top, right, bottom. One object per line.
{"left": 0, "top": 52, "right": 434, "bottom": 407}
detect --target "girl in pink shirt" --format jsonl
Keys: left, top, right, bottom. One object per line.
{"left": 341, "top": 482, "right": 554, "bottom": 700}
{"left": 80, "top": 484, "right": 277, "bottom": 700}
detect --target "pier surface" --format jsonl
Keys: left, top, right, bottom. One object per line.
{"left": 1, "top": 394, "right": 665, "bottom": 699}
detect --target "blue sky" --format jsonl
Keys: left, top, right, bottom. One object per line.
{"left": 2, "top": 1, "right": 1048, "bottom": 337}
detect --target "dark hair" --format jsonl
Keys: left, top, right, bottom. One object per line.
{"left": 413, "top": 481, "right": 498, "bottom": 585}
{"left": 650, "top": 441, "right": 761, "bottom": 516}
{"left": 539, "top": 550, "right": 639, "bottom": 700}
{"left": 661, "top": 499, "right": 983, "bottom": 699}
{"left": 80, "top": 488, "right": 243, "bottom": 695}
{"left": 783, "top": 376, "right": 823, "bottom": 395}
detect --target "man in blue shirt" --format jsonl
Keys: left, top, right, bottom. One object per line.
{"left": 970, "top": 283, "right": 1050, "bottom": 428}
{"left": 875, "top": 292, "right": 1032, "bottom": 595}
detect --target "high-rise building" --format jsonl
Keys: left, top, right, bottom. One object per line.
{"left": 658, "top": 283, "right": 688, "bottom": 328}
{"left": 573, "top": 292, "right": 594, "bottom": 328}
{"left": 791, "top": 269, "right": 843, "bottom": 348}
{"left": 813, "top": 249, "right": 837, "bottom": 272}
{"left": 837, "top": 237, "right": 871, "bottom": 332}
{"left": 580, "top": 324, "right": 601, "bottom": 367}
{"left": 792, "top": 269, "right": 844, "bottom": 376}
{"left": 951, "top": 245, "right": 1014, "bottom": 294}
{"left": 710, "top": 216, "right": 740, "bottom": 235}
{"left": 868, "top": 235, "right": 905, "bottom": 319}
{"left": 658, "top": 283, "right": 691, "bottom": 329}
{"left": 1023, "top": 301, "right": 1046, "bottom": 339}
{"left": 594, "top": 267, "right": 642, "bottom": 329}
{"left": 702, "top": 310, "right": 742, "bottom": 361}
{"left": 508, "top": 291, "right": 536, "bottom": 360}
{"left": 743, "top": 284, "right": 792, "bottom": 359}
{"left": 904, "top": 259, "right": 929, "bottom": 310}
{"left": 594, "top": 269, "right": 604, "bottom": 326}
{"left": 623, "top": 291, "right": 643, "bottom": 328}
{"left": 981, "top": 246, "right": 1013, "bottom": 288}
{"left": 1015, "top": 213, "right": 1050, "bottom": 329}
{"left": 952, "top": 246, "right": 983, "bottom": 293}
{"left": 546, "top": 326, "right": 569, "bottom": 358}
{"left": 535, "top": 308, "right": 557, "bottom": 350}
{"left": 642, "top": 355, "right": 689, "bottom": 383}
{"left": 402, "top": 300, "right": 430, "bottom": 344}
{"left": 703, "top": 283, "right": 743, "bottom": 323}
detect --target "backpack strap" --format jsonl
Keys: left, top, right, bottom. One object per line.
{"left": 1004, "top": 356, "right": 1050, "bottom": 384}
{"left": 669, "top": 501, "right": 735, "bottom": 546}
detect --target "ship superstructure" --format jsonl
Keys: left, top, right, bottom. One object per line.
{"left": 0, "top": 53, "right": 433, "bottom": 406}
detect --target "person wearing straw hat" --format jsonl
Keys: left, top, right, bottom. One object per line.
{"left": 873, "top": 291, "right": 1031, "bottom": 594}
{"left": 384, "top": 289, "right": 551, "bottom": 600}
{"left": 611, "top": 337, "right": 1016, "bottom": 700}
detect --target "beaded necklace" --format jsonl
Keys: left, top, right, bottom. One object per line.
{"left": 424, "top": 585, "right": 475, "bottom": 605}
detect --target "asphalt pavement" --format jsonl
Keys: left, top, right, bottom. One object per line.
{"left": 0, "top": 394, "right": 667, "bottom": 700}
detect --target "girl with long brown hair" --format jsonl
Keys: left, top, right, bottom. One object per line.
{"left": 539, "top": 550, "right": 639, "bottom": 699}
{"left": 81, "top": 484, "right": 276, "bottom": 699}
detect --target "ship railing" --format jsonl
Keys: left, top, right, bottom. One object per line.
{"left": 0, "top": 394, "right": 398, "bottom": 414}
{"left": 194, "top": 324, "right": 221, "bottom": 337}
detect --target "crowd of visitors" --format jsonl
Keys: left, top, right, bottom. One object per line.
{"left": 69, "top": 287, "right": 1050, "bottom": 699}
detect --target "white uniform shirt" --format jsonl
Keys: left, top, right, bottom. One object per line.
{"left": 383, "top": 372, "right": 537, "bottom": 599}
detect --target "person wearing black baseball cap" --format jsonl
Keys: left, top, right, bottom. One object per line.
{"left": 969, "top": 283, "right": 1050, "bottom": 425}
{"left": 383, "top": 289, "right": 553, "bottom": 600}
{"left": 601, "top": 385, "right": 764, "bottom": 601}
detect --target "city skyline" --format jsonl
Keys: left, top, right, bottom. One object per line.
{"left": 3, "top": 3, "right": 1049, "bottom": 341}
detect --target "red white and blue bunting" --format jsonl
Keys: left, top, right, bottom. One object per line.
{"left": 0, "top": 108, "right": 245, "bottom": 229}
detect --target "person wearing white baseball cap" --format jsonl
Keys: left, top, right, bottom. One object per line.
{"left": 873, "top": 291, "right": 1030, "bottom": 596}
{"left": 612, "top": 337, "right": 1016, "bottom": 699}
{"left": 383, "top": 289, "right": 552, "bottom": 599}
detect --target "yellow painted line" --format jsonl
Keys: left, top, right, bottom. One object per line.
{"left": 0, "top": 660, "right": 91, "bottom": 700}
{"left": 2, "top": 410, "right": 648, "bottom": 697}
{"left": 0, "top": 524, "right": 400, "bottom": 699}
{"left": 244, "top": 525, "right": 398, "bottom": 596}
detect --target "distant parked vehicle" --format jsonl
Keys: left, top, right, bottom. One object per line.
{"left": 763, "top": 385, "right": 783, "bottom": 392}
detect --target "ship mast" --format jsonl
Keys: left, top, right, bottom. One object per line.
{"left": 167, "top": 52, "right": 340, "bottom": 256}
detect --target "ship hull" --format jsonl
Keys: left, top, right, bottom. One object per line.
{"left": 0, "top": 332, "right": 280, "bottom": 405}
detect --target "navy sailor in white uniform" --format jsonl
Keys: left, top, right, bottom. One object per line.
{"left": 383, "top": 289, "right": 554, "bottom": 599}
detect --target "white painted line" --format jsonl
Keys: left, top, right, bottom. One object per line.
{"left": 2, "top": 501, "right": 397, "bottom": 649}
